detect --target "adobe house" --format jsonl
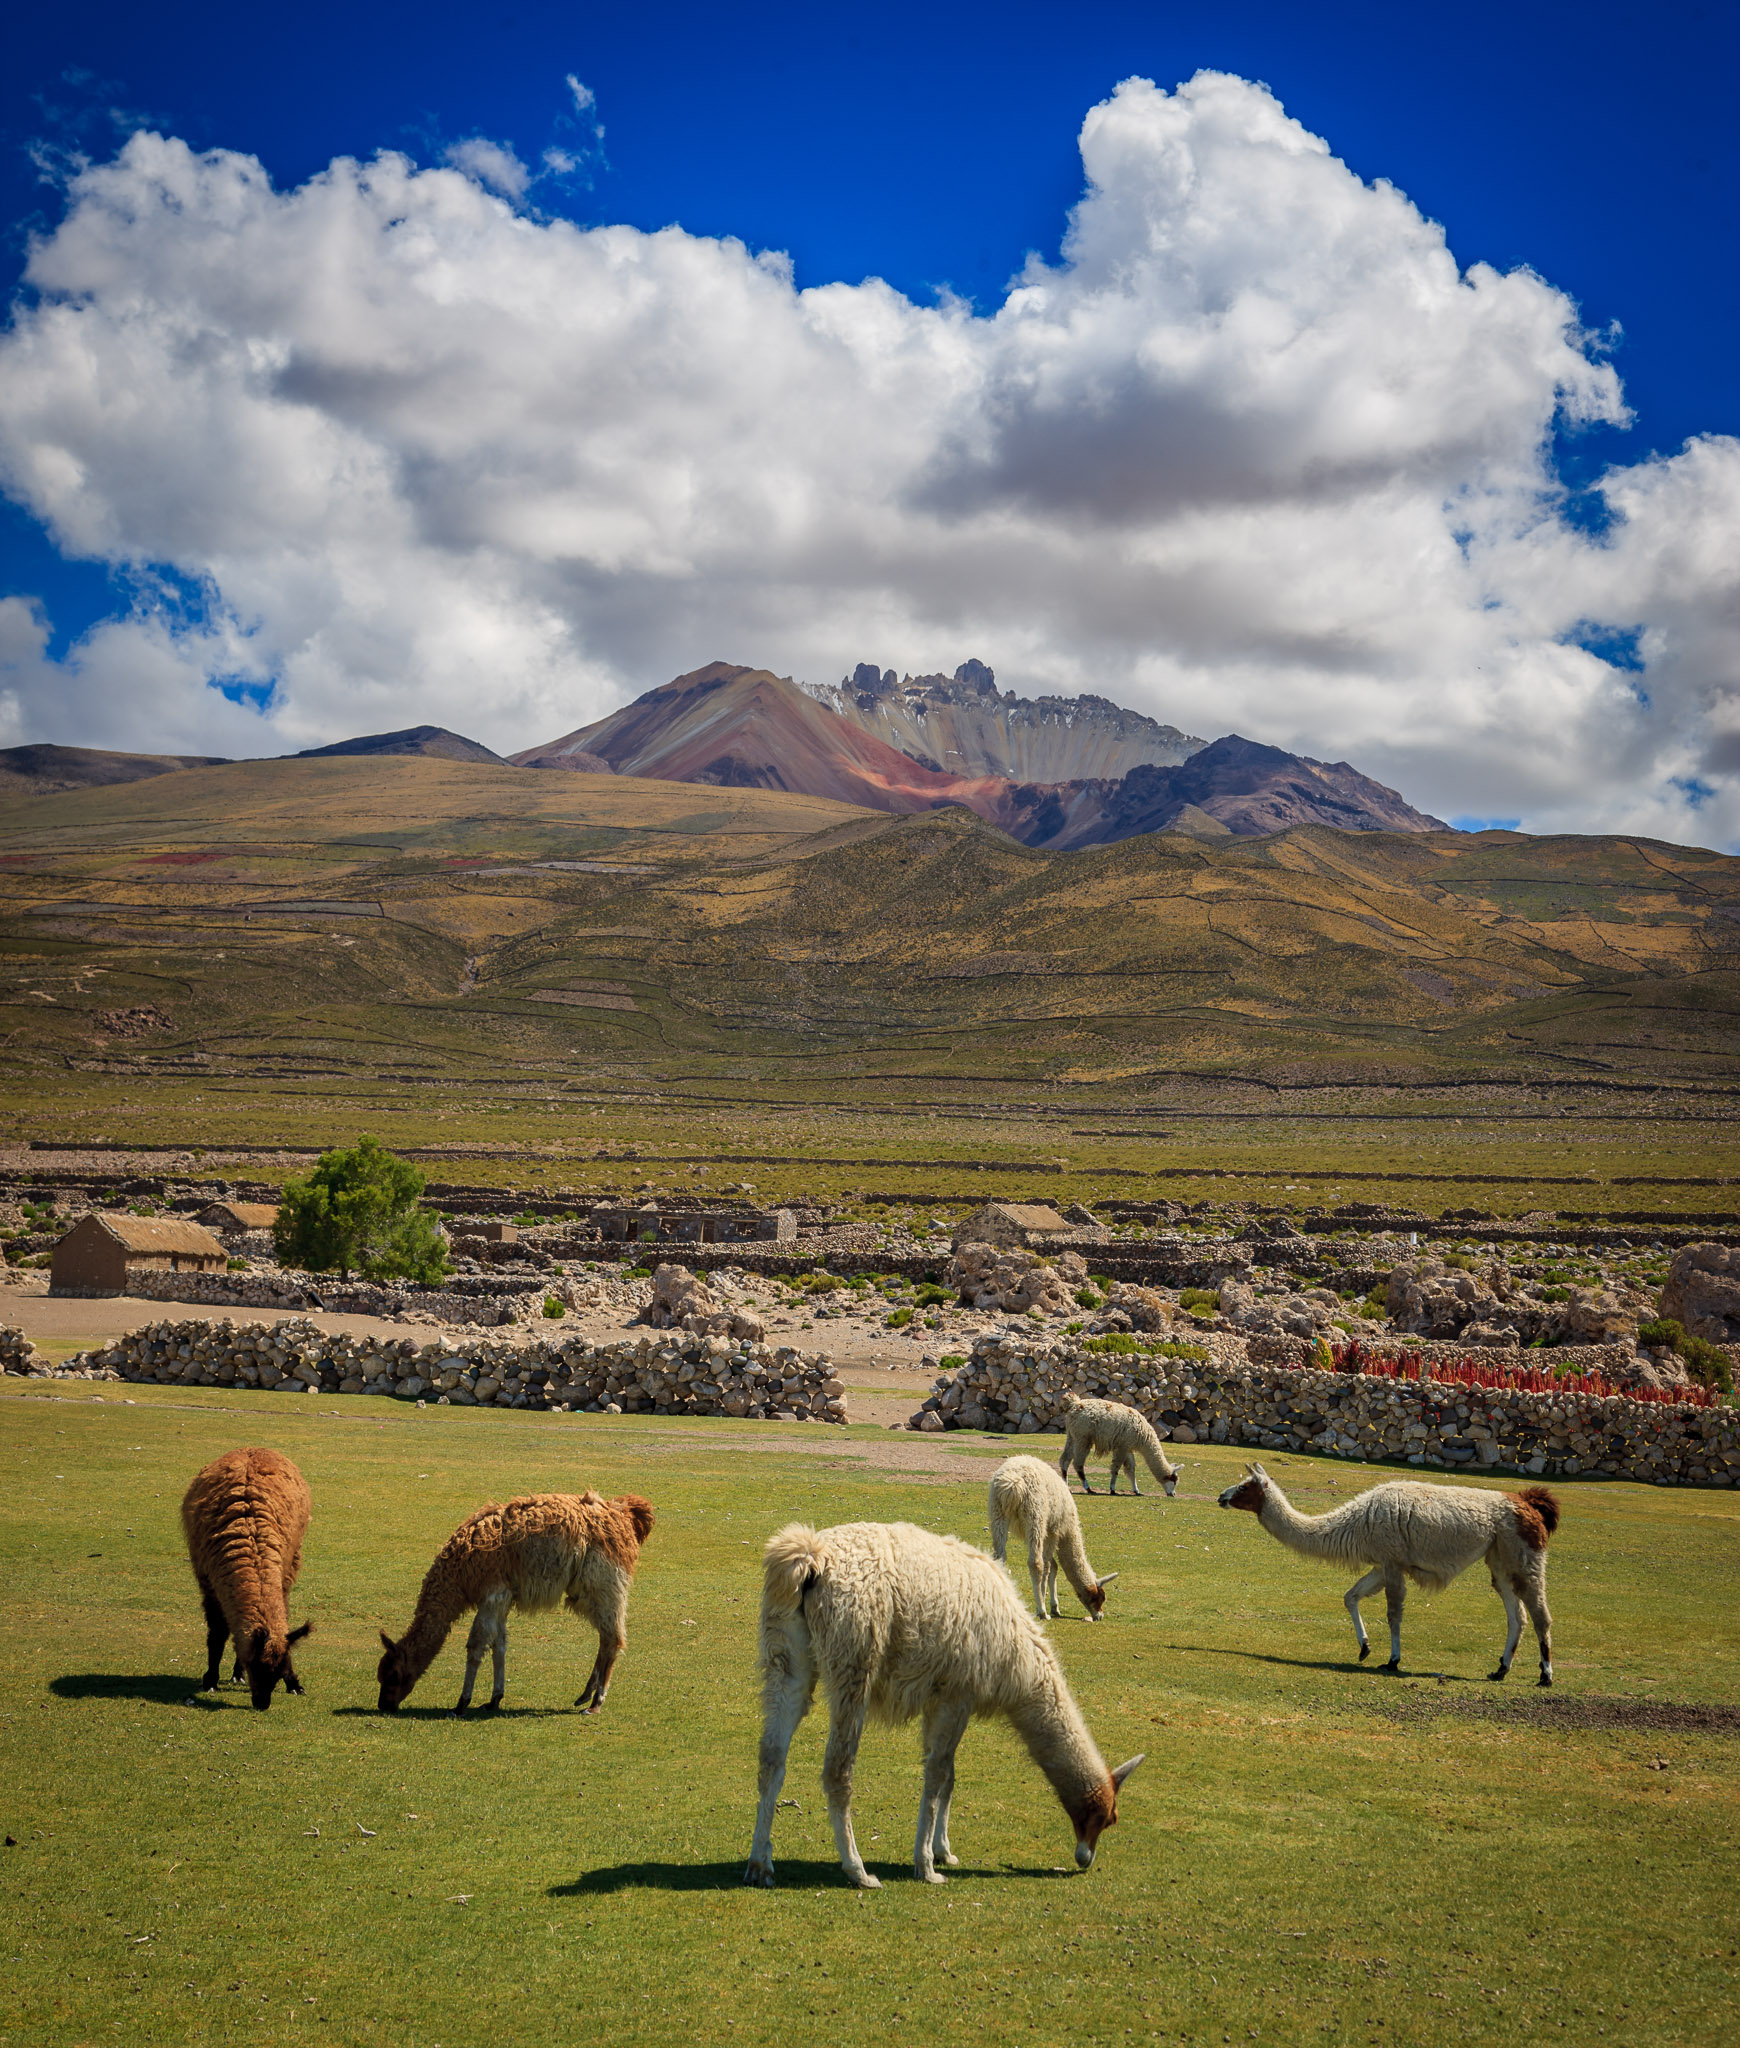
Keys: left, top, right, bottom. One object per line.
{"left": 51, "top": 1215, "right": 229, "bottom": 1297}
{"left": 198, "top": 1201, "right": 280, "bottom": 1238}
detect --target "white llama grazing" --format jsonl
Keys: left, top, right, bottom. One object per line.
{"left": 989, "top": 1455, "right": 1119, "bottom": 1622}
{"left": 745, "top": 1520, "right": 1143, "bottom": 1889}
{"left": 1218, "top": 1464, "right": 1559, "bottom": 1684}
{"left": 1060, "top": 1395, "right": 1180, "bottom": 1497}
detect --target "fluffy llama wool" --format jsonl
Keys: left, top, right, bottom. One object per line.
{"left": 181, "top": 1446, "right": 312, "bottom": 1710}
{"left": 377, "top": 1491, "right": 654, "bottom": 1714}
{"left": 988, "top": 1454, "right": 1118, "bottom": 1622}
{"left": 745, "top": 1520, "right": 1142, "bottom": 1890}
{"left": 1218, "top": 1463, "right": 1559, "bottom": 1683}
{"left": 1060, "top": 1395, "right": 1180, "bottom": 1497}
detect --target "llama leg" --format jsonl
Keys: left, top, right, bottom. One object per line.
{"left": 1380, "top": 1567, "right": 1406, "bottom": 1671}
{"left": 1026, "top": 1539, "right": 1049, "bottom": 1620}
{"left": 915, "top": 1697, "right": 971, "bottom": 1882}
{"left": 1522, "top": 1575, "right": 1554, "bottom": 1687}
{"left": 487, "top": 1607, "right": 508, "bottom": 1710}
{"left": 576, "top": 1625, "right": 624, "bottom": 1712}
{"left": 1489, "top": 1571, "right": 1523, "bottom": 1682}
{"left": 822, "top": 1689, "right": 879, "bottom": 1889}
{"left": 198, "top": 1580, "right": 228, "bottom": 1691}
{"left": 1073, "top": 1441, "right": 1094, "bottom": 1493}
{"left": 990, "top": 1509, "right": 1008, "bottom": 1564}
{"left": 744, "top": 1627, "right": 815, "bottom": 1888}
{"left": 1344, "top": 1566, "right": 1384, "bottom": 1662}
{"left": 1046, "top": 1553, "right": 1062, "bottom": 1619}
{"left": 456, "top": 1590, "right": 509, "bottom": 1714}
{"left": 1128, "top": 1450, "right": 1143, "bottom": 1497}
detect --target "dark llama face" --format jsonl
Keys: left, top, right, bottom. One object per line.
{"left": 377, "top": 1632, "right": 414, "bottom": 1712}
{"left": 1217, "top": 1471, "right": 1267, "bottom": 1513}
{"left": 245, "top": 1622, "right": 311, "bottom": 1710}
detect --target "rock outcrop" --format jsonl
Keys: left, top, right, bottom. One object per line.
{"left": 637, "top": 1262, "right": 766, "bottom": 1343}
{"left": 1659, "top": 1243, "right": 1740, "bottom": 1345}
{"left": 947, "top": 1243, "right": 1086, "bottom": 1315}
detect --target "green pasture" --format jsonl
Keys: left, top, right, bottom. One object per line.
{"left": 4, "top": 1385, "right": 1737, "bottom": 2047}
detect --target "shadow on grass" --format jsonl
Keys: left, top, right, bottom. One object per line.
{"left": 551, "top": 1858, "right": 1069, "bottom": 1896}
{"left": 331, "top": 1704, "right": 583, "bottom": 1720}
{"left": 1167, "top": 1643, "right": 1468, "bottom": 1679}
{"left": 51, "top": 1672, "right": 231, "bottom": 1705}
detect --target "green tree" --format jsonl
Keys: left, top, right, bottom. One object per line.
{"left": 273, "top": 1135, "right": 450, "bottom": 1283}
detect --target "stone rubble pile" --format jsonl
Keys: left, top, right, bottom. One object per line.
{"left": 911, "top": 1331, "right": 1738, "bottom": 1487}
{"left": 637, "top": 1262, "right": 767, "bottom": 1343}
{"left": 1381, "top": 1257, "right": 1644, "bottom": 1349}
{"left": 946, "top": 1243, "right": 1087, "bottom": 1315}
{"left": 50, "top": 1316, "right": 848, "bottom": 1421}
{"left": 1, "top": 1325, "right": 39, "bottom": 1373}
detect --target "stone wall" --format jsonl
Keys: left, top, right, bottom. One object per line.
{"left": 0, "top": 1325, "right": 36, "bottom": 1374}
{"left": 127, "top": 1268, "right": 548, "bottom": 1324}
{"left": 913, "top": 1332, "right": 1738, "bottom": 1488}
{"left": 51, "top": 1316, "right": 847, "bottom": 1421}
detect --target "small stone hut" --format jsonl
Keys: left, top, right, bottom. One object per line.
{"left": 51, "top": 1215, "right": 229, "bottom": 1297}
{"left": 951, "top": 1201, "right": 1073, "bottom": 1252}
{"left": 198, "top": 1201, "right": 280, "bottom": 1238}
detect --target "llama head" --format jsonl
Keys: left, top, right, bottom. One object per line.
{"left": 376, "top": 1630, "right": 417, "bottom": 1713}
{"left": 1071, "top": 1754, "right": 1144, "bottom": 1867}
{"left": 243, "top": 1621, "right": 311, "bottom": 1710}
{"left": 1160, "top": 1465, "right": 1179, "bottom": 1498}
{"left": 1084, "top": 1571, "right": 1119, "bottom": 1622}
{"left": 1217, "top": 1464, "right": 1270, "bottom": 1514}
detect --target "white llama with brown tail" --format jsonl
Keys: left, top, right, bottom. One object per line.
{"left": 989, "top": 1454, "right": 1118, "bottom": 1621}
{"left": 1218, "top": 1464, "right": 1558, "bottom": 1684}
{"left": 1060, "top": 1395, "right": 1179, "bottom": 1496}
{"left": 745, "top": 1520, "right": 1143, "bottom": 1889}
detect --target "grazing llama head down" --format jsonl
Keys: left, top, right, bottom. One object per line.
{"left": 241, "top": 1621, "right": 312, "bottom": 1710}
{"left": 375, "top": 1632, "right": 419, "bottom": 1713}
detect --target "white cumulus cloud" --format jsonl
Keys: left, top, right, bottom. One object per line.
{"left": 0, "top": 70, "right": 1735, "bottom": 841}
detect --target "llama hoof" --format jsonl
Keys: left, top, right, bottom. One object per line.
{"left": 942, "top": 1851, "right": 960, "bottom": 1867}
{"left": 1357, "top": 1643, "right": 1371, "bottom": 1662}
{"left": 483, "top": 1699, "right": 502, "bottom": 1713}
{"left": 917, "top": 1869, "right": 946, "bottom": 1885}
{"left": 1378, "top": 1658, "right": 1401, "bottom": 1674}
{"left": 1538, "top": 1671, "right": 1554, "bottom": 1688}
{"left": 1488, "top": 1665, "right": 1509, "bottom": 1683}
{"left": 578, "top": 1700, "right": 604, "bottom": 1715}
{"left": 851, "top": 1872, "right": 882, "bottom": 1891}
{"left": 285, "top": 1677, "right": 305, "bottom": 1696}
{"left": 743, "top": 1860, "right": 775, "bottom": 1889}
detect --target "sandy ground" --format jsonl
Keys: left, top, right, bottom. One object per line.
{"left": 0, "top": 1281, "right": 964, "bottom": 1426}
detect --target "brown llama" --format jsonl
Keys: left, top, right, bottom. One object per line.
{"left": 181, "top": 1446, "right": 313, "bottom": 1710}
{"left": 377, "top": 1491, "right": 654, "bottom": 1714}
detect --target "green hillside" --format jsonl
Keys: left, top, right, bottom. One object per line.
{"left": 1, "top": 756, "right": 1736, "bottom": 1205}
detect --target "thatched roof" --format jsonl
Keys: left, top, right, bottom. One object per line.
{"left": 84, "top": 1215, "right": 227, "bottom": 1257}
{"left": 199, "top": 1202, "right": 279, "bottom": 1229}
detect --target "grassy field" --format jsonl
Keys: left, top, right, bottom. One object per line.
{"left": 5, "top": 1384, "right": 1737, "bottom": 2047}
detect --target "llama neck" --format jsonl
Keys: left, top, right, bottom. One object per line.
{"left": 1009, "top": 1662, "right": 1109, "bottom": 1816}
{"left": 1140, "top": 1433, "right": 1178, "bottom": 1483}
{"left": 398, "top": 1566, "right": 472, "bottom": 1682}
{"left": 1056, "top": 1522, "right": 1102, "bottom": 1608}
{"left": 1256, "top": 1484, "right": 1343, "bottom": 1560}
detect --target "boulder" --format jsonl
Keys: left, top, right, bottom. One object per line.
{"left": 1659, "top": 1243, "right": 1740, "bottom": 1345}
{"left": 946, "top": 1242, "right": 1084, "bottom": 1315}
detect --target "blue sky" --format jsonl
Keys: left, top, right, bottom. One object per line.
{"left": 0, "top": 0, "right": 1735, "bottom": 840}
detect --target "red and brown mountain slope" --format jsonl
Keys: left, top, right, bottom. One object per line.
{"left": 516, "top": 662, "right": 1445, "bottom": 844}
{"left": 512, "top": 662, "right": 976, "bottom": 814}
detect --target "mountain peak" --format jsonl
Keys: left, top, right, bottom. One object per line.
{"left": 293, "top": 726, "right": 504, "bottom": 764}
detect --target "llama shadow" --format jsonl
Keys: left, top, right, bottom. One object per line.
{"left": 51, "top": 1673, "right": 224, "bottom": 1706}
{"left": 552, "top": 1858, "right": 1063, "bottom": 1895}
{"left": 1172, "top": 1644, "right": 1469, "bottom": 1681}
{"left": 330, "top": 1704, "right": 580, "bottom": 1721}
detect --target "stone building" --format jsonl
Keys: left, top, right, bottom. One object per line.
{"left": 51, "top": 1215, "right": 229, "bottom": 1297}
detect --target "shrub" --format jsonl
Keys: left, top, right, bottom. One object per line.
{"left": 1639, "top": 1317, "right": 1733, "bottom": 1394}
{"left": 886, "top": 1307, "right": 915, "bottom": 1329}
{"left": 915, "top": 1283, "right": 951, "bottom": 1308}
{"left": 274, "top": 1135, "right": 450, "bottom": 1283}
{"left": 542, "top": 1296, "right": 566, "bottom": 1318}
{"left": 225, "top": 1256, "right": 248, "bottom": 1272}
{"left": 1179, "top": 1287, "right": 1219, "bottom": 1316}
{"left": 1083, "top": 1333, "right": 1208, "bottom": 1361}
{"left": 939, "top": 1354, "right": 966, "bottom": 1369}
{"left": 1073, "top": 1286, "right": 1102, "bottom": 1308}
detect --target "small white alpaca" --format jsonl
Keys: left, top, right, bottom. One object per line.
{"left": 745, "top": 1520, "right": 1143, "bottom": 1889}
{"left": 1218, "top": 1464, "right": 1559, "bottom": 1684}
{"left": 989, "top": 1455, "right": 1118, "bottom": 1622}
{"left": 1060, "top": 1395, "right": 1180, "bottom": 1497}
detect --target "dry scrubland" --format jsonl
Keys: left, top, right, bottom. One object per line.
{"left": 5, "top": 1382, "right": 1739, "bottom": 2048}
{"left": 0, "top": 757, "right": 1735, "bottom": 1217}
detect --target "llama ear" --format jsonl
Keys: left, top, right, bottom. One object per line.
{"left": 379, "top": 1630, "right": 396, "bottom": 1651}
{"left": 1096, "top": 1572, "right": 1119, "bottom": 1586}
{"left": 1111, "top": 1755, "right": 1145, "bottom": 1791}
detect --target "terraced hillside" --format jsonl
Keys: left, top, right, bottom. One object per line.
{"left": 0, "top": 756, "right": 1736, "bottom": 1173}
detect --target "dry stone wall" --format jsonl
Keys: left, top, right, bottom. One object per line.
{"left": 915, "top": 1332, "right": 1739, "bottom": 1488}
{"left": 127, "top": 1268, "right": 548, "bottom": 1324}
{"left": 42, "top": 1316, "right": 847, "bottom": 1421}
